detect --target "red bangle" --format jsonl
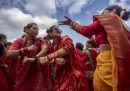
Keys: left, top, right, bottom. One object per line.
{"left": 22, "top": 47, "right": 29, "bottom": 54}
{"left": 18, "top": 49, "right": 25, "bottom": 60}
{"left": 47, "top": 55, "right": 51, "bottom": 61}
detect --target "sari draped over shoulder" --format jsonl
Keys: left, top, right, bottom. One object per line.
{"left": 8, "top": 38, "right": 50, "bottom": 91}
{"left": 94, "top": 14, "right": 130, "bottom": 91}
{"left": 0, "top": 54, "right": 8, "bottom": 91}
{"left": 53, "top": 35, "right": 90, "bottom": 91}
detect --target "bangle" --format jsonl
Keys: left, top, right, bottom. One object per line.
{"left": 23, "top": 47, "right": 29, "bottom": 54}
{"left": 34, "top": 56, "right": 38, "bottom": 62}
{"left": 70, "top": 22, "right": 77, "bottom": 29}
{"left": 18, "top": 49, "right": 25, "bottom": 60}
{"left": 70, "top": 21, "right": 77, "bottom": 29}
{"left": 47, "top": 55, "right": 51, "bottom": 61}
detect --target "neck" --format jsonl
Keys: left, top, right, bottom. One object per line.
{"left": 53, "top": 37, "right": 60, "bottom": 45}
{"left": 26, "top": 35, "right": 35, "bottom": 45}
{"left": 27, "top": 35, "right": 35, "bottom": 41}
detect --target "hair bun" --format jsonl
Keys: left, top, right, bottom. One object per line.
{"left": 122, "top": 11, "right": 130, "bottom": 20}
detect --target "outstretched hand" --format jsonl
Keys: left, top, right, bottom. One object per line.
{"left": 58, "top": 16, "right": 73, "bottom": 26}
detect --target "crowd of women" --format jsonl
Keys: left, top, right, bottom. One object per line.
{"left": 0, "top": 5, "right": 130, "bottom": 91}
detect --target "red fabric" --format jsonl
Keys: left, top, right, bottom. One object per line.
{"left": 8, "top": 38, "right": 50, "bottom": 91}
{"left": 94, "top": 14, "right": 130, "bottom": 91}
{"left": 0, "top": 54, "right": 8, "bottom": 91}
{"left": 74, "top": 48, "right": 97, "bottom": 71}
{"left": 74, "top": 49, "right": 87, "bottom": 68}
{"left": 84, "top": 48, "right": 97, "bottom": 71}
{"left": 52, "top": 35, "right": 90, "bottom": 91}
{"left": 81, "top": 20, "right": 109, "bottom": 47}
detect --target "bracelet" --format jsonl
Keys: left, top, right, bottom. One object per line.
{"left": 18, "top": 49, "right": 25, "bottom": 60}
{"left": 70, "top": 21, "right": 77, "bottom": 29}
{"left": 47, "top": 55, "right": 51, "bottom": 61}
{"left": 34, "top": 56, "right": 38, "bottom": 62}
{"left": 23, "top": 47, "right": 29, "bottom": 54}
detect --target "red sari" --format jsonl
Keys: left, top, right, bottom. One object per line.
{"left": 77, "top": 13, "right": 130, "bottom": 91}
{"left": 8, "top": 37, "right": 50, "bottom": 91}
{"left": 0, "top": 54, "right": 8, "bottom": 91}
{"left": 51, "top": 35, "right": 90, "bottom": 91}
{"left": 94, "top": 14, "right": 130, "bottom": 91}
{"left": 75, "top": 48, "right": 97, "bottom": 91}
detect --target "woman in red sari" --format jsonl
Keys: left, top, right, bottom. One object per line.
{"left": 59, "top": 5, "right": 130, "bottom": 91}
{"left": 75, "top": 41, "right": 97, "bottom": 91}
{"left": 39, "top": 25, "right": 90, "bottom": 91}
{"left": 7, "top": 23, "right": 50, "bottom": 91}
{"left": 0, "top": 34, "right": 8, "bottom": 91}
{"left": 83, "top": 40, "right": 98, "bottom": 91}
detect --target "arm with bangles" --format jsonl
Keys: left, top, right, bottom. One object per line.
{"left": 70, "top": 21, "right": 104, "bottom": 38}
{"left": 6, "top": 45, "right": 36, "bottom": 59}
{"left": 39, "top": 39, "right": 74, "bottom": 65}
{"left": 39, "top": 48, "right": 67, "bottom": 65}
{"left": 59, "top": 16, "right": 103, "bottom": 39}
{"left": 23, "top": 44, "right": 49, "bottom": 64}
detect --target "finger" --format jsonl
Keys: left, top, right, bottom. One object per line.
{"left": 58, "top": 21, "right": 64, "bottom": 24}
{"left": 64, "top": 16, "right": 71, "bottom": 20}
{"left": 58, "top": 23, "right": 65, "bottom": 25}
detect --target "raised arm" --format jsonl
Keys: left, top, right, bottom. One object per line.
{"left": 58, "top": 16, "right": 104, "bottom": 38}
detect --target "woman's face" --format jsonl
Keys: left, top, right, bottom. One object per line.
{"left": 86, "top": 42, "right": 92, "bottom": 48}
{"left": 0, "top": 38, "right": 7, "bottom": 45}
{"left": 47, "top": 29, "right": 61, "bottom": 39}
{"left": 27, "top": 24, "right": 39, "bottom": 37}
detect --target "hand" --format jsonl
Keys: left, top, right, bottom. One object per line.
{"left": 1, "top": 63, "right": 8, "bottom": 69}
{"left": 27, "top": 45, "right": 36, "bottom": 51}
{"left": 58, "top": 16, "right": 73, "bottom": 26}
{"left": 54, "top": 58, "right": 66, "bottom": 65}
{"left": 23, "top": 56, "right": 35, "bottom": 64}
{"left": 39, "top": 56, "right": 49, "bottom": 65}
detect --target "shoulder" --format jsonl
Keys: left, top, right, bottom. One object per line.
{"left": 61, "top": 35, "right": 72, "bottom": 42}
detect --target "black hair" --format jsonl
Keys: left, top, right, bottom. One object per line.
{"left": 76, "top": 42, "right": 84, "bottom": 51}
{"left": 0, "top": 33, "right": 6, "bottom": 40}
{"left": 47, "top": 25, "right": 62, "bottom": 33}
{"left": 0, "top": 33, "right": 6, "bottom": 56}
{"left": 104, "top": 5, "right": 130, "bottom": 20}
{"left": 86, "top": 40, "right": 97, "bottom": 48}
{"left": 24, "top": 23, "right": 37, "bottom": 32}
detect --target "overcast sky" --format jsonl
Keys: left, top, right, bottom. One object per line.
{"left": 0, "top": 0, "right": 130, "bottom": 45}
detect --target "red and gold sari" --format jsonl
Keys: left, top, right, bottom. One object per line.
{"left": 0, "top": 54, "right": 8, "bottom": 91}
{"left": 93, "top": 14, "right": 130, "bottom": 91}
{"left": 52, "top": 35, "right": 90, "bottom": 91}
{"left": 8, "top": 37, "right": 50, "bottom": 91}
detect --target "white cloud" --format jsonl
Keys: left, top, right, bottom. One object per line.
{"left": 108, "top": 0, "right": 130, "bottom": 9}
{"left": 25, "top": 0, "right": 56, "bottom": 17}
{"left": 56, "top": 0, "right": 75, "bottom": 7}
{"left": 68, "top": 0, "right": 87, "bottom": 16}
{"left": 56, "top": 0, "right": 90, "bottom": 16}
{"left": 0, "top": 8, "right": 57, "bottom": 41}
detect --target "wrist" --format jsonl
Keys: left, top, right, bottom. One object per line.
{"left": 70, "top": 21, "right": 77, "bottom": 29}
{"left": 34, "top": 56, "right": 38, "bottom": 62}
{"left": 47, "top": 55, "right": 51, "bottom": 61}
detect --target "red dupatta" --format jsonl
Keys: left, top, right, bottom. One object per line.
{"left": 94, "top": 14, "right": 130, "bottom": 91}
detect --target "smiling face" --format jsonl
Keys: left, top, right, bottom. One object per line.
{"left": 46, "top": 25, "right": 61, "bottom": 40}
{"left": 25, "top": 23, "right": 39, "bottom": 38}
{"left": 47, "top": 29, "right": 61, "bottom": 39}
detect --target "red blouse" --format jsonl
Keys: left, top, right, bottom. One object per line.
{"left": 80, "top": 20, "right": 109, "bottom": 47}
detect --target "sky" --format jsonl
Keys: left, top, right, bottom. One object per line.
{"left": 0, "top": 0, "right": 130, "bottom": 45}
